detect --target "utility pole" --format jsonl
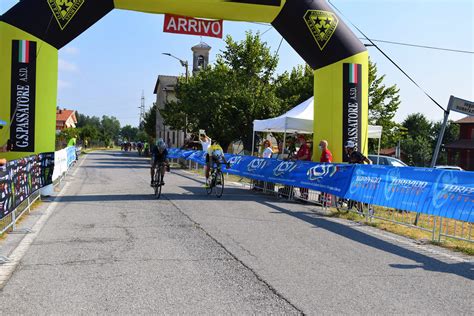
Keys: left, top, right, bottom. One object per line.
{"left": 139, "top": 90, "right": 145, "bottom": 129}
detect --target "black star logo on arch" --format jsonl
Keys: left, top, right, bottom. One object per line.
{"left": 59, "top": 2, "right": 70, "bottom": 14}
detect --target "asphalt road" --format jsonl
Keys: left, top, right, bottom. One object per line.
{"left": 0, "top": 151, "right": 472, "bottom": 314}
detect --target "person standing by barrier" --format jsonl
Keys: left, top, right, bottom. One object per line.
{"left": 296, "top": 135, "right": 311, "bottom": 200}
{"left": 0, "top": 120, "right": 8, "bottom": 166}
{"left": 318, "top": 140, "right": 333, "bottom": 205}
{"left": 253, "top": 140, "right": 273, "bottom": 191}
{"left": 262, "top": 140, "right": 274, "bottom": 158}
{"left": 319, "top": 140, "right": 332, "bottom": 163}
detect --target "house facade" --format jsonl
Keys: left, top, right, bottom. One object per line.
{"left": 445, "top": 116, "right": 474, "bottom": 170}
{"left": 56, "top": 108, "right": 77, "bottom": 133}
{"left": 153, "top": 75, "right": 185, "bottom": 148}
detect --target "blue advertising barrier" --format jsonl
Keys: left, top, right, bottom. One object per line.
{"left": 346, "top": 165, "right": 474, "bottom": 223}
{"left": 168, "top": 148, "right": 474, "bottom": 223}
{"left": 66, "top": 146, "right": 77, "bottom": 167}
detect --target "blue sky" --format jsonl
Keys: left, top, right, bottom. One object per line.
{"left": 1, "top": 0, "right": 473, "bottom": 127}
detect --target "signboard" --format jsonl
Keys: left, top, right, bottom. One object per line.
{"left": 342, "top": 63, "right": 362, "bottom": 161}
{"left": 10, "top": 39, "right": 37, "bottom": 152}
{"left": 449, "top": 96, "right": 474, "bottom": 116}
{"left": 163, "top": 14, "right": 223, "bottom": 39}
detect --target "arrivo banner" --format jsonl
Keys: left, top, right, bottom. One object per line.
{"left": 163, "top": 14, "right": 223, "bottom": 39}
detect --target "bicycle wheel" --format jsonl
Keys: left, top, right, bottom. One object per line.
{"left": 215, "top": 170, "right": 224, "bottom": 198}
{"left": 335, "top": 197, "right": 346, "bottom": 212}
{"left": 154, "top": 166, "right": 162, "bottom": 199}
{"left": 206, "top": 172, "right": 214, "bottom": 195}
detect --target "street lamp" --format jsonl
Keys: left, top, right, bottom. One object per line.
{"left": 162, "top": 52, "right": 189, "bottom": 81}
{"left": 162, "top": 53, "right": 189, "bottom": 145}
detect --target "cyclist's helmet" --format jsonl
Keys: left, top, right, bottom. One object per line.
{"left": 0, "top": 120, "right": 6, "bottom": 129}
{"left": 211, "top": 148, "right": 222, "bottom": 159}
{"left": 345, "top": 140, "right": 356, "bottom": 149}
{"left": 156, "top": 138, "right": 167, "bottom": 151}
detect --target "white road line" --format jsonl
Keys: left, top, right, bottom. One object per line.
{"left": 0, "top": 155, "right": 87, "bottom": 289}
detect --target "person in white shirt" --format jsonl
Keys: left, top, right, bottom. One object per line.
{"left": 200, "top": 133, "right": 212, "bottom": 181}
{"left": 262, "top": 140, "right": 273, "bottom": 159}
{"left": 199, "top": 133, "right": 211, "bottom": 152}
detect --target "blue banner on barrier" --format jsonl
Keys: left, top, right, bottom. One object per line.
{"left": 345, "top": 165, "right": 474, "bottom": 222}
{"left": 167, "top": 148, "right": 473, "bottom": 222}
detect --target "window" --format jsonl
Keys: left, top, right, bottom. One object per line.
{"left": 197, "top": 55, "right": 205, "bottom": 68}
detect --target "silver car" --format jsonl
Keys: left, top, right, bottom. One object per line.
{"left": 368, "top": 155, "right": 407, "bottom": 167}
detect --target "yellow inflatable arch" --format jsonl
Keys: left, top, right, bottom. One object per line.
{"left": 0, "top": 0, "right": 367, "bottom": 162}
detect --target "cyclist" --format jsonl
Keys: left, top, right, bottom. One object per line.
{"left": 345, "top": 141, "right": 372, "bottom": 164}
{"left": 205, "top": 141, "right": 230, "bottom": 187}
{"left": 150, "top": 138, "right": 169, "bottom": 186}
{"left": 344, "top": 140, "right": 372, "bottom": 213}
{"left": 137, "top": 141, "right": 143, "bottom": 156}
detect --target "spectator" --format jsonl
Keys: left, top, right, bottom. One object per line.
{"left": 253, "top": 140, "right": 274, "bottom": 191}
{"left": 295, "top": 134, "right": 311, "bottom": 200}
{"left": 261, "top": 140, "right": 273, "bottom": 158}
{"left": 199, "top": 133, "right": 211, "bottom": 153}
{"left": 0, "top": 120, "right": 8, "bottom": 166}
{"left": 319, "top": 140, "right": 333, "bottom": 163}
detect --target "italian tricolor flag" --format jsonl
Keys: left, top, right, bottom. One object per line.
{"left": 18, "top": 40, "right": 31, "bottom": 64}
{"left": 348, "top": 63, "right": 359, "bottom": 84}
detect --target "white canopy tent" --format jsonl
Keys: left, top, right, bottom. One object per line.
{"left": 252, "top": 96, "right": 383, "bottom": 158}
{"left": 252, "top": 97, "right": 314, "bottom": 156}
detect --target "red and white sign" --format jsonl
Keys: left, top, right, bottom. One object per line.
{"left": 163, "top": 14, "right": 223, "bottom": 39}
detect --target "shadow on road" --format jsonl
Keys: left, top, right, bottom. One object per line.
{"left": 262, "top": 201, "right": 474, "bottom": 281}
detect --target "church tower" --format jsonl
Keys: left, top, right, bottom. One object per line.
{"left": 191, "top": 41, "right": 211, "bottom": 75}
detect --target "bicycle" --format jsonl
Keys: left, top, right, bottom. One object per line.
{"left": 206, "top": 162, "right": 225, "bottom": 198}
{"left": 334, "top": 197, "right": 372, "bottom": 217}
{"left": 152, "top": 162, "right": 166, "bottom": 199}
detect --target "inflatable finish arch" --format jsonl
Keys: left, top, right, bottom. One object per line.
{"left": 0, "top": 0, "right": 367, "bottom": 162}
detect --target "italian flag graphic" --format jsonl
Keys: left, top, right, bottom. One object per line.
{"left": 18, "top": 40, "right": 30, "bottom": 63}
{"left": 348, "top": 63, "right": 358, "bottom": 84}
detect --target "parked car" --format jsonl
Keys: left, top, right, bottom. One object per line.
{"left": 433, "top": 165, "right": 464, "bottom": 171}
{"left": 368, "top": 155, "right": 407, "bottom": 167}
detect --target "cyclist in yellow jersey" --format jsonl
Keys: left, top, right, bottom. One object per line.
{"left": 205, "top": 141, "right": 230, "bottom": 187}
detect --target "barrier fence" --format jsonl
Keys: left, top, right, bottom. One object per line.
{"left": 169, "top": 148, "right": 473, "bottom": 243}
{"left": 0, "top": 146, "right": 77, "bottom": 235}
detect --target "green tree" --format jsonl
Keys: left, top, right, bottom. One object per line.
{"left": 162, "top": 32, "right": 282, "bottom": 151}
{"left": 120, "top": 125, "right": 139, "bottom": 142}
{"left": 275, "top": 64, "right": 314, "bottom": 113}
{"left": 76, "top": 113, "right": 101, "bottom": 129}
{"left": 79, "top": 124, "right": 99, "bottom": 145}
{"left": 143, "top": 104, "right": 156, "bottom": 139}
{"left": 100, "top": 115, "right": 121, "bottom": 147}
{"left": 56, "top": 127, "right": 78, "bottom": 150}
{"left": 401, "top": 113, "right": 433, "bottom": 166}
{"left": 368, "top": 60, "right": 401, "bottom": 153}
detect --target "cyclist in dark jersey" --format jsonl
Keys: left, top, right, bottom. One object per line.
{"left": 150, "top": 139, "right": 169, "bottom": 186}
{"left": 345, "top": 141, "right": 372, "bottom": 164}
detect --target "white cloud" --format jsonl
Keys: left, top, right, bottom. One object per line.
{"left": 62, "top": 46, "right": 79, "bottom": 55}
{"left": 58, "top": 80, "right": 71, "bottom": 89}
{"left": 58, "top": 58, "right": 78, "bottom": 72}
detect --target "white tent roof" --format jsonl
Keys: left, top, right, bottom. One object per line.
{"left": 253, "top": 97, "right": 314, "bottom": 134}
{"left": 253, "top": 96, "right": 383, "bottom": 138}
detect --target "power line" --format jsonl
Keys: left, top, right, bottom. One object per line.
{"left": 359, "top": 38, "right": 474, "bottom": 54}
{"left": 328, "top": 0, "right": 446, "bottom": 113}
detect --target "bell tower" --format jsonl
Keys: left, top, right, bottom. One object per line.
{"left": 191, "top": 41, "right": 211, "bottom": 75}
